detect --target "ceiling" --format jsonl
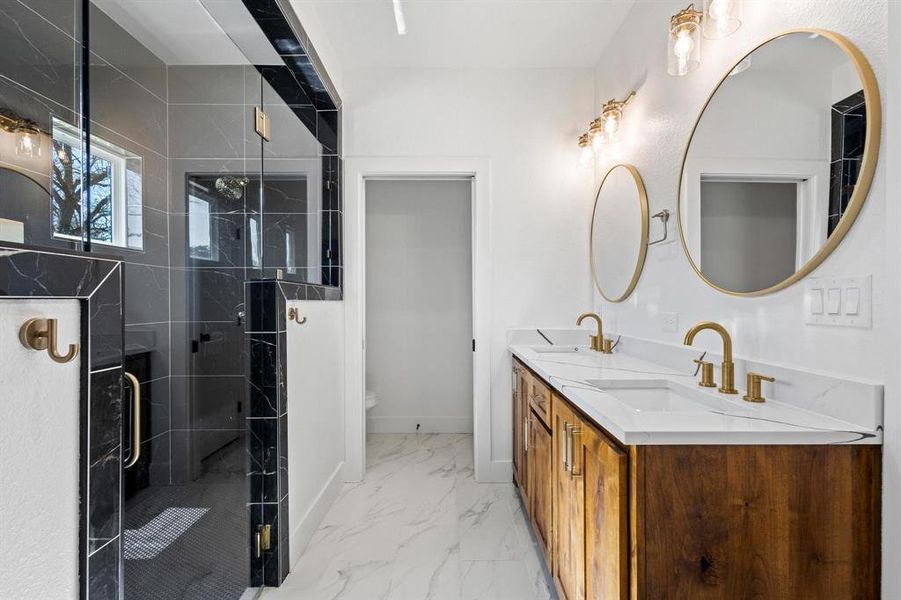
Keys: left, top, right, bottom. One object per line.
{"left": 291, "top": 0, "right": 636, "bottom": 70}
{"left": 90, "top": 0, "right": 281, "bottom": 65}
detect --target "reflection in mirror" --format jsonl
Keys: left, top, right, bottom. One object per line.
{"left": 679, "top": 30, "right": 880, "bottom": 295}
{"left": 591, "top": 164, "right": 649, "bottom": 302}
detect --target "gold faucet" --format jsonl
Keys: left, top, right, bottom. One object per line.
{"left": 576, "top": 312, "right": 613, "bottom": 353}
{"left": 683, "top": 321, "right": 737, "bottom": 394}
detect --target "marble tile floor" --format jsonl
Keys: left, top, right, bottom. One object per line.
{"left": 261, "top": 433, "right": 556, "bottom": 600}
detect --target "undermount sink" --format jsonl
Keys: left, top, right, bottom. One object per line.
{"left": 586, "top": 380, "right": 748, "bottom": 414}
{"left": 532, "top": 346, "right": 584, "bottom": 354}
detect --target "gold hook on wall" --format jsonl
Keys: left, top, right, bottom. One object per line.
{"left": 18, "top": 318, "right": 79, "bottom": 363}
{"left": 287, "top": 307, "right": 307, "bottom": 325}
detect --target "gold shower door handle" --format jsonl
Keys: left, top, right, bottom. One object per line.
{"left": 123, "top": 372, "right": 142, "bottom": 469}
{"left": 19, "top": 318, "right": 79, "bottom": 363}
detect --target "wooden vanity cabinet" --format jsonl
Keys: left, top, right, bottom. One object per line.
{"left": 512, "top": 362, "right": 528, "bottom": 495}
{"left": 528, "top": 409, "right": 553, "bottom": 559}
{"left": 512, "top": 360, "right": 882, "bottom": 600}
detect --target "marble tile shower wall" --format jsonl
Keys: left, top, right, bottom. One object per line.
{"left": 167, "top": 64, "right": 266, "bottom": 485}
{"left": 85, "top": 5, "right": 174, "bottom": 490}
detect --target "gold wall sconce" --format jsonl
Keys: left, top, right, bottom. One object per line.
{"left": 0, "top": 110, "right": 44, "bottom": 159}
{"left": 19, "top": 317, "right": 79, "bottom": 363}
{"left": 577, "top": 91, "right": 637, "bottom": 163}
{"left": 668, "top": 2, "right": 742, "bottom": 76}
{"left": 599, "top": 91, "right": 636, "bottom": 141}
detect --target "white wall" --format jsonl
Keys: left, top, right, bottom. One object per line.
{"left": 343, "top": 67, "right": 596, "bottom": 470}
{"left": 286, "top": 300, "right": 345, "bottom": 564}
{"left": 883, "top": 2, "right": 901, "bottom": 596}
{"left": 365, "top": 179, "right": 473, "bottom": 433}
{"left": 0, "top": 300, "right": 80, "bottom": 599}
{"left": 591, "top": 0, "right": 896, "bottom": 594}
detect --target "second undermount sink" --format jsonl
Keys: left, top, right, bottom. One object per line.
{"left": 586, "top": 380, "right": 748, "bottom": 414}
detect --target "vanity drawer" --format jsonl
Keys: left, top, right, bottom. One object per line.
{"left": 530, "top": 377, "right": 551, "bottom": 426}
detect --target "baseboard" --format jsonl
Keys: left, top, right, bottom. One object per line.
{"left": 289, "top": 461, "right": 344, "bottom": 568}
{"left": 476, "top": 458, "right": 512, "bottom": 483}
{"left": 367, "top": 416, "right": 474, "bottom": 433}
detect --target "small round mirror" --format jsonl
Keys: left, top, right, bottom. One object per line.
{"left": 590, "top": 164, "right": 649, "bottom": 302}
{"left": 678, "top": 30, "right": 881, "bottom": 296}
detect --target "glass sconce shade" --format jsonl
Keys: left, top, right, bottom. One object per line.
{"left": 668, "top": 5, "right": 703, "bottom": 76}
{"left": 703, "top": 0, "right": 741, "bottom": 39}
{"left": 578, "top": 133, "right": 593, "bottom": 166}
{"left": 15, "top": 129, "right": 41, "bottom": 158}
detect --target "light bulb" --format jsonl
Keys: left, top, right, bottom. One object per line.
{"left": 673, "top": 29, "right": 695, "bottom": 76}
{"left": 591, "top": 132, "right": 603, "bottom": 152}
{"left": 604, "top": 113, "right": 619, "bottom": 137}
{"left": 16, "top": 130, "right": 41, "bottom": 159}
{"left": 709, "top": 0, "right": 731, "bottom": 23}
{"left": 579, "top": 145, "right": 593, "bottom": 166}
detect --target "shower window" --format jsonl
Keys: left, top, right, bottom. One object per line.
{"left": 51, "top": 118, "right": 143, "bottom": 249}
{"left": 187, "top": 194, "right": 217, "bottom": 261}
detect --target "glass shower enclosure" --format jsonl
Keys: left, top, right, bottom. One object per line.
{"left": 0, "top": 0, "right": 341, "bottom": 597}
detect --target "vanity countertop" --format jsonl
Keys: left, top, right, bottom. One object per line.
{"left": 510, "top": 342, "right": 883, "bottom": 445}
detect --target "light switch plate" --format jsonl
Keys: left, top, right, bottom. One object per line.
{"left": 804, "top": 276, "right": 871, "bottom": 328}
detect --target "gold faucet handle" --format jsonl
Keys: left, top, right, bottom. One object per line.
{"left": 743, "top": 372, "right": 775, "bottom": 403}
{"left": 692, "top": 359, "right": 716, "bottom": 388}
{"left": 600, "top": 338, "right": 614, "bottom": 354}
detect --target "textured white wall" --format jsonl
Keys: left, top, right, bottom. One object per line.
{"left": 0, "top": 300, "right": 80, "bottom": 599}
{"left": 286, "top": 299, "right": 345, "bottom": 562}
{"left": 591, "top": 0, "right": 895, "bottom": 593}
{"left": 343, "top": 67, "right": 596, "bottom": 464}
{"left": 365, "top": 179, "right": 474, "bottom": 433}
{"left": 592, "top": 0, "right": 887, "bottom": 378}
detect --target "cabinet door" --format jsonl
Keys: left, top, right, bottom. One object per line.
{"left": 528, "top": 411, "right": 553, "bottom": 558}
{"left": 553, "top": 396, "right": 585, "bottom": 600}
{"left": 581, "top": 423, "right": 628, "bottom": 600}
{"left": 512, "top": 363, "right": 524, "bottom": 489}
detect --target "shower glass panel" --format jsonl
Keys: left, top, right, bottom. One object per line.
{"left": 0, "top": 0, "right": 86, "bottom": 251}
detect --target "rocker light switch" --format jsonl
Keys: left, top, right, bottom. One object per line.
{"left": 805, "top": 276, "right": 871, "bottom": 328}
{"left": 846, "top": 287, "right": 861, "bottom": 315}
{"left": 810, "top": 289, "right": 824, "bottom": 315}
{"left": 826, "top": 288, "right": 842, "bottom": 315}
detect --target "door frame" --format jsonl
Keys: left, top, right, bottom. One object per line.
{"left": 343, "top": 156, "right": 492, "bottom": 482}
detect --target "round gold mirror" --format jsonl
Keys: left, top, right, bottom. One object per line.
{"left": 677, "top": 29, "right": 881, "bottom": 296}
{"left": 590, "top": 164, "right": 649, "bottom": 302}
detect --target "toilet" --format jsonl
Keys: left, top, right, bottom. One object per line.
{"left": 365, "top": 390, "right": 379, "bottom": 411}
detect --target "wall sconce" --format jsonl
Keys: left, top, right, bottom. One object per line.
{"left": 0, "top": 111, "right": 43, "bottom": 159}
{"left": 668, "top": 4, "right": 703, "bottom": 76}
{"left": 600, "top": 91, "right": 636, "bottom": 141}
{"left": 577, "top": 91, "right": 637, "bottom": 164}
{"left": 578, "top": 133, "right": 593, "bottom": 166}
{"left": 588, "top": 118, "right": 604, "bottom": 151}
{"left": 703, "top": 0, "right": 741, "bottom": 39}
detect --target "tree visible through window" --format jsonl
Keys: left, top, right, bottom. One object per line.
{"left": 51, "top": 136, "right": 114, "bottom": 243}
{"left": 50, "top": 118, "right": 142, "bottom": 249}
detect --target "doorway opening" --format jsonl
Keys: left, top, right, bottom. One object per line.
{"left": 364, "top": 178, "right": 474, "bottom": 439}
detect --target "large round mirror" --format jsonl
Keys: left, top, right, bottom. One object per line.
{"left": 590, "top": 164, "right": 649, "bottom": 302}
{"left": 678, "top": 30, "right": 881, "bottom": 296}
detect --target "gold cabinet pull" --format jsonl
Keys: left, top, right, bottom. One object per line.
{"left": 287, "top": 307, "right": 307, "bottom": 324}
{"left": 570, "top": 427, "right": 582, "bottom": 479}
{"left": 123, "top": 372, "right": 142, "bottom": 469}
{"left": 19, "top": 318, "right": 79, "bottom": 364}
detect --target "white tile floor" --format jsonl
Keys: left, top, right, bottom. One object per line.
{"left": 261, "top": 433, "right": 555, "bottom": 600}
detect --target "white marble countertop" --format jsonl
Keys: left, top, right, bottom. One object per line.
{"left": 510, "top": 340, "right": 883, "bottom": 445}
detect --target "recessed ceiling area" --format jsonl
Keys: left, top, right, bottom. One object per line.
{"left": 291, "top": 0, "right": 636, "bottom": 69}
{"left": 90, "top": 0, "right": 281, "bottom": 65}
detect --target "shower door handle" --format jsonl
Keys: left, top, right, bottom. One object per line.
{"left": 123, "top": 372, "right": 142, "bottom": 469}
